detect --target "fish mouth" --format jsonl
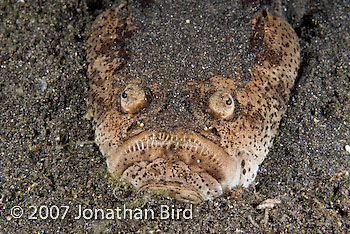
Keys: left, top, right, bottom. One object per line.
{"left": 106, "top": 131, "right": 240, "bottom": 202}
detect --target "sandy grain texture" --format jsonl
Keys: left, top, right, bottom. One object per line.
{"left": 1, "top": 0, "right": 349, "bottom": 233}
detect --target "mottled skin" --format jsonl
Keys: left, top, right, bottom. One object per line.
{"left": 87, "top": 6, "right": 300, "bottom": 202}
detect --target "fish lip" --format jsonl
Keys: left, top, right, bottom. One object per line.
{"left": 141, "top": 183, "right": 204, "bottom": 203}
{"left": 107, "top": 130, "right": 240, "bottom": 197}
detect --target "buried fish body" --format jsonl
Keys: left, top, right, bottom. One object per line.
{"left": 86, "top": 5, "right": 300, "bottom": 203}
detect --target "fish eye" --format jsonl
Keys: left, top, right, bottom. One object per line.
{"left": 208, "top": 91, "right": 235, "bottom": 120}
{"left": 121, "top": 91, "right": 128, "bottom": 98}
{"left": 120, "top": 84, "right": 148, "bottom": 114}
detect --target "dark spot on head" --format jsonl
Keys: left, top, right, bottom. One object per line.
{"left": 241, "top": 160, "right": 245, "bottom": 168}
{"left": 211, "top": 127, "right": 219, "bottom": 136}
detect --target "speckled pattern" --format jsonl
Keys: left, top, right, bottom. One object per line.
{"left": 87, "top": 3, "right": 300, "bottom": 202}
{"left": 1, "top": 0, "right": 349, "bottom": 233}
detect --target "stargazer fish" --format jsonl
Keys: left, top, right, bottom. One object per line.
{"left": 86, "top": 3, "right": 300, "bottom": 203}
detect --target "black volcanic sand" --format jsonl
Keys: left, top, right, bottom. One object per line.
{"left": 1, "top": 0, "right": 349, "bottom": 233}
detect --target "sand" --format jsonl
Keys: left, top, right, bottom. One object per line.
{"left": 1, "top": 0, "right": 349, "bottom": 233}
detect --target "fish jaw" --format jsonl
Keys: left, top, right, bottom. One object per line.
{"left": 104, "top": 131, "right": 241, "bottom": 202}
